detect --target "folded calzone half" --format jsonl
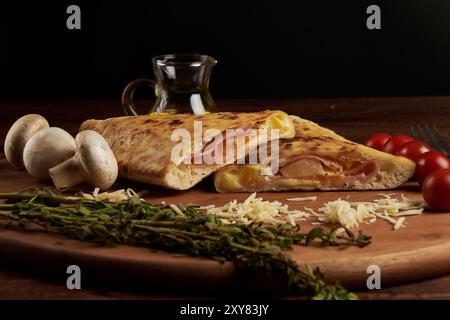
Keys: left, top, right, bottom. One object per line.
{"left": 80, "top": 111, "right": 295, "bottom": 190}
{"left": 214, "top": 116, "right": 415, "bottom": 192}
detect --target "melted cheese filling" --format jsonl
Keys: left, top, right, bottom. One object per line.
{"left": 189, "top": 111, "right": 295, "bottom": 165}
{"left": 214, "top": 158, "right": 379, "bottom": 192}
{"left": 265, "top": 111, "right": 296, "bottom": 139}
{"left": 279, "top": 159, "right": 326, "bottom": 178}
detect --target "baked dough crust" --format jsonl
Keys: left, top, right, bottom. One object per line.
{"left": 80, "top": 111, "right": 295, "bottom": 190}
{"left": 214, "top": 116, "right": 415, "bottom": 192}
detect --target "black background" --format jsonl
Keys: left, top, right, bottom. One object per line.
{"left": 1, "top": 0, "right": 450, "bottom": 100}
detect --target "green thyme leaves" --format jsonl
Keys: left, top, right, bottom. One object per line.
{"left": 0, "top": 190, "right": 371, "bottom": 300}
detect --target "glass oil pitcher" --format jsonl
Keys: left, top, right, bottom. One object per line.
{"left": 122, "top": 54, "right": 217, "bottom": 115}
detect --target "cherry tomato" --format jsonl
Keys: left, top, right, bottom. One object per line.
{"left": 416, "top": 151, "right": 450, "bottom": 184}
{"left": 395, "top": 141, "right": 433, "bottom": 163}
{"left": 382, "top": 134, "right": 414, "bottom": 154}
{"left": 364, "top": 133, "right": 391, "bottom": 151}
{"left": 422, "top": 169, "right": 450, "bottom": 211}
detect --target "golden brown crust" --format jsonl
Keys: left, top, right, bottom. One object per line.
{"left": 214, "top": 116, "right": 416, "bottom": 192}
{"left": 80, "top": 111, "right": 292, "bottom": 189}
{"left": 284, "top": 116, "right": 414, "bottom": 170}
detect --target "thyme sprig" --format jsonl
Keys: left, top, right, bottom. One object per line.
{"left": 0, "top": 190, "right": 371, "bottom": 300}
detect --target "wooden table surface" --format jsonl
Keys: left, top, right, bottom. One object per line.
{"left": 1, "top": 96, "right": 450, "bottom": 300}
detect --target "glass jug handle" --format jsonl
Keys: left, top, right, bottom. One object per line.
{"left": 121, "top": 79, "right": 157, "bottom": 116}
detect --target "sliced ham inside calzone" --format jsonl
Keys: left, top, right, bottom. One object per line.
{"left": 213, "top": 116, "right": 415, "bottom": 192}
{"left": 80, "top": 111, "right": 295, "bottom": 190}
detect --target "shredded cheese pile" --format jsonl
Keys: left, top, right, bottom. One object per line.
{"left": 79, "top": 188, "right": 140, "bottom": 202}
{"left": 77, "top": 189, "right": 425, "bottom": 231}
{"left": 310, "top": 194, "right": 425, "bottom": 230}
{"left": 286, "top": 196, "right": 317, "bottom": 202}
{"left": 201, "top": 193, "right": 310, "bottom": 226}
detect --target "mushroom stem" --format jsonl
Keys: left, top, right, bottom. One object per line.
{"left": 49, "top": 157, "right": 85, "bottom": 189}
{"left": 23, "top": 127, "right": 77, "bottom": 181}
{"left": 48, "top": 130, "right": 118, "bottom": 191}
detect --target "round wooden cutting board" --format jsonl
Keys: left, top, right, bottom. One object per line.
{"left": 1, "top": 159, "right": 450, "bottom": 291}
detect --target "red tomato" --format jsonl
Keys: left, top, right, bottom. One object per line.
{"left": 364, "top": 133, "right": 391, "bottom": 151}
{"left": 422, "top": 169, "right": 450, "bottom": 211}
{"left": 395, "top": 141, "right": 433, "bottom": 162}
{"left": 416, "top": 151, "right": 450, "bottom": 184}
{"left": 382, "top": 134, "right": 414, "bottom": 154}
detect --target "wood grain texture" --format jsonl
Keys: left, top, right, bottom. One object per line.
{"left": 1, "top": 158, "right": 450, "bottom": 296}
{"left": 1, "top": 96, "right": 450, "bottom": 146}
{"left": 0, "top": 97, "right": 450, "bottom": 300}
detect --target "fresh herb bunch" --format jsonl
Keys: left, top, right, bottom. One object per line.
{"left": 0, "top": 190, "right": 371, "bottom": 300}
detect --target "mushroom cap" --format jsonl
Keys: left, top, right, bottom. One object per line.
{"left": 4, "top": 114, "right": 49, "bottom": 169}
{"left": 23, "top": 127, "right": 76, "bottom": 180}
{"left": 75, "top": 130, "right": 118, "bottom": 190}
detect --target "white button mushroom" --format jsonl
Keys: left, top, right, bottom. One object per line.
{"left": 23, "top": 127, "right": 77, "bottom": 180}
{"left": 49, "top": 130, "right": 118, "bottom": 191}
{"left": 4, "top": 114, "right": 49, "bottom": 169}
